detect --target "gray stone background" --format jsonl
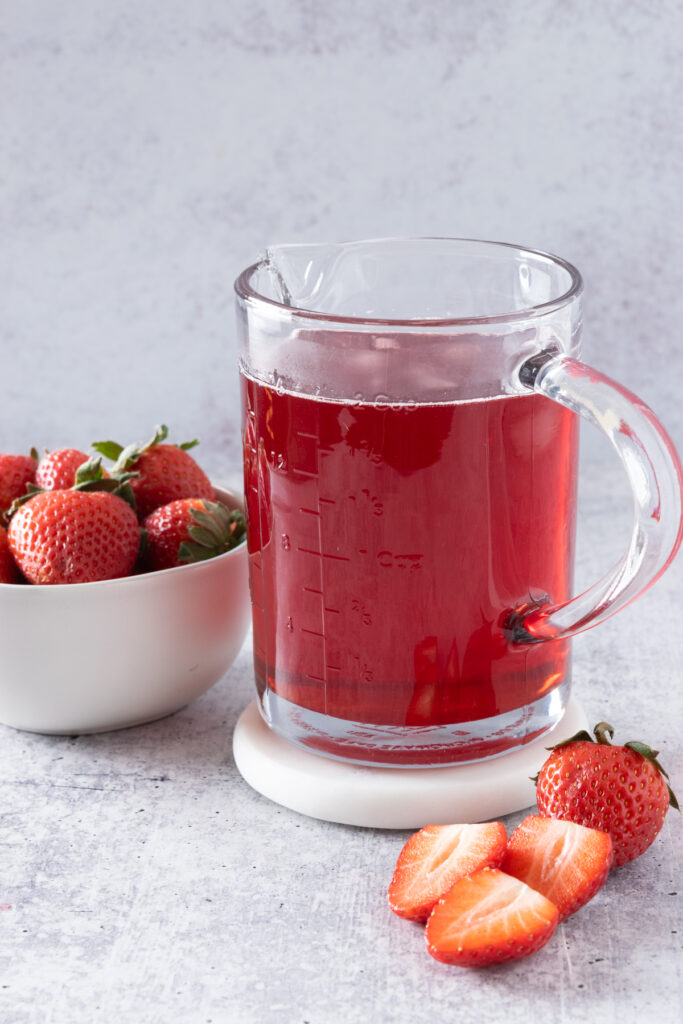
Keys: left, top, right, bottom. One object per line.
{"left": 1, "top": 2, "right": 682, "bottom": 1023}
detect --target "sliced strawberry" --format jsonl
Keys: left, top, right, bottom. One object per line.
{"left": 425, "top": 867, "right": 559, "bottom": 967}
{"left": 501, "top": 814, "right": 612, "bottom": 920}
{"left": 387, "top": 822, "right": 507, "bottom": 922}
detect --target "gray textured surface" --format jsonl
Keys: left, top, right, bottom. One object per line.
{"left": 0, "top": 579, "right": 681, "bottom": 1024}
{"left": 1, "top": 1, "right": 682, "bottom": 1021}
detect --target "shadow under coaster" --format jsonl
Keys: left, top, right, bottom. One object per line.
{"left": 232, "top": 697, "right": 589, "bottom": 828}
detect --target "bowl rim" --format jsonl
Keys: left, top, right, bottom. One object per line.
{"left": 0, "top": 484, "right": 245, "bottom": 594}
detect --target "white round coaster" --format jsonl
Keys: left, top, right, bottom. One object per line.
{"left": 232, "top": 697, "right": 589, "bottom": 828}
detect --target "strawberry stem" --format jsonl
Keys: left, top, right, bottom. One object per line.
{"left": 593, "top": 722, "right": 615, "bottom": 745}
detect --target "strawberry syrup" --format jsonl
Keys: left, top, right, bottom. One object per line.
{"left": 242, "top": 371, "right": 578, "bottom": 763}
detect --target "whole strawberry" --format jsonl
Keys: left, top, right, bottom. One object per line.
{"left": 93, "top": 425, "right": 214, "bottom": 519}
{"left": 35, "top": 448, "right": 102, "bottom": 490}
{"left": 142, "top": 498, "right": 246, "bottom": 571}
{"left": 8, "top": 489, "right": 141, "bottom": 585}
{"left": 0, "top": 451, "right": 37, "bottom": 512}
{"left": 0, "top": 525, "right": 20, "bottom": 583}
{"left": 535, "top": 722, "right": 678, "bottom": 866}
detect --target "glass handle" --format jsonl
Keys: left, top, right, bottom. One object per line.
{"left": 506, "top": 350, "right": 683, "bottom": 643}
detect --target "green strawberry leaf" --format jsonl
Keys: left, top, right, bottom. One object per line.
{"left": 148, "top": 424, "right": 168, "bottom": 448}
{"left": 74, "top": 458, "right": 105, "bottom": 486}
{"left": 179, "top": 439, "right": 199, "bottom": 451}
{"left": 624, "top": 740, "right": 679, "bottom": 811}
{"left": 114, "top": 442, "right": 146, "bottom": 472}
{"left": 92, "top": 440, "right": 124, "bottom": 462}
{"left": 73, "top": 475, "right": 138, "bottom": 512}
{"left": 545, "top": 729, "right": 594, "bottom": 751}
{"left": 178, "top": 540, "right": 216, "bottom": 563}
{"left": 624, "top": 740, "right": 667, "bottom": 775}
{"left": 112, "top": 480, "right": 138, "bottom": 512}
{"left": 177, "top": 503, "right": 246, "bottom": 564}
{"left": 189, "top": 506, "right": 226, "bottom": 540}
{"left": 187, "top": 524, "right": 223, "bottom": 548}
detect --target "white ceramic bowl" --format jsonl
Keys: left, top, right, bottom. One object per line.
{"left": 0, "top": 487, "right": 250, "bottom": 734}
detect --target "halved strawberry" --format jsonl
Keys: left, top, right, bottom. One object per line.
{"left": 425, "top": 867, "right": 559, "bottom": 967}
{"left": 387, "top": 822, "right": 507, "bottom": 922}
{"left": 501, "top": 815, "right": 612, "bottom": 921}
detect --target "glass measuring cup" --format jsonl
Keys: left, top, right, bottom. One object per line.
{"left": 235, "top": 238, "right": 683, "bottom": 767}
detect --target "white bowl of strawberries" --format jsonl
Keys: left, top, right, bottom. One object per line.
{"left": 0, "top": 426, "right": 250, "bottom": 734}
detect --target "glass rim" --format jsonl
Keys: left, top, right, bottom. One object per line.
{"left": 234, "top": 236, "right": 584, "bottom": 328}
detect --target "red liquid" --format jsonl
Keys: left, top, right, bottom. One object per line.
{"left": 242, "top": 372, "right": 578, "bottom": 737}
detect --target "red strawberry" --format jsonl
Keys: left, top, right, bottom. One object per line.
{"left": 93, "top": 425, "right": 214, "bottom": 519}
{"left": 8, "top": 490, "right": 141, "bottom": 585}
{"left": 425, "top": 867, "right": 559, "bottom": 967}
{"left": 35, "top": 448, "right": 104, "bottom": 490}
{"left": 387, "top": 822, "right": 508, "bottom": 922}
{"left": 501, "top": 815, "right": 612, "bottom": 920}
{"left": 0, "top": 525, "right": 20, "bottom": 583}
{"left": 535, "top": 722, "right": 678, "bottom": 866}
{"left": 0, "top": 452, "right": 37, "bottom": 512}
{"left": 142, "top": 498, "right": 246, "bottom": 571}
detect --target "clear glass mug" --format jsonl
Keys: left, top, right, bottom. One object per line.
{"left": 235, "top": 238, "right": 683, "bottom": 767}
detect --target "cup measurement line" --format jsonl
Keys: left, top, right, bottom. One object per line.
{"left": 296, "top": 545, "right": 351, "bottom": 563}
{"left": 293, "top": 428, "right": 343, "bottom": 715}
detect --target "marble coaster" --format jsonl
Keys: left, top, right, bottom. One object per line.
{"left": 232, "top": 697, "right": 589, "bottom": 829}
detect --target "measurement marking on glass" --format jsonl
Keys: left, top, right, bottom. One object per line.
{"left": 291, "top": 430, "right": 352, "bottom": 715}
